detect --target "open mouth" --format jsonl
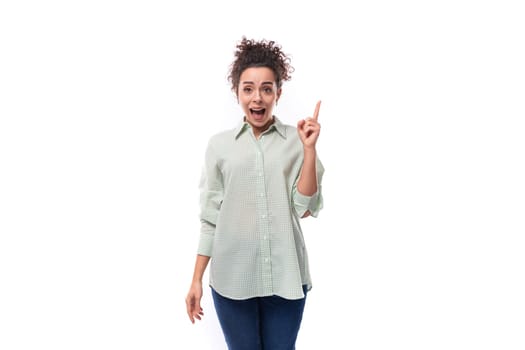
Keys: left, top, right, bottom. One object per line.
{"left": 250, "top": 108, "right": 266, "bottom": 120}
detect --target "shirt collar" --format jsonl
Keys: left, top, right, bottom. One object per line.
{"left": 234, "top": 116, "right": 287, "bottom": 139}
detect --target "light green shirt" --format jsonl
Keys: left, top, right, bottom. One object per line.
{"left": 197, "top": 117, "right": 324, "bottom": 300}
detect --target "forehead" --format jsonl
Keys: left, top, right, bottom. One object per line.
{"left": 239, "top": 67, "right": 276, "bottom": 84}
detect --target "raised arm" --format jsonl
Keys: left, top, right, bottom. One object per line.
{"left": 297, "top": 101, "right": 322, "bottom": 217}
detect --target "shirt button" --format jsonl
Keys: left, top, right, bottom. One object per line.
{"left": 264, "top": 258, "right": 269, "bottom": 263}
{"left": 258, "top": 172, "right": 263, "bottom": 177}
{"left": 261, "top": 214, "right": 266, "bottom": 219}
{"left": 263, "top": 236, "right": 267, "bottom": 240}
{"left": 259, "top": 193, "right": 264, "bottom": 197}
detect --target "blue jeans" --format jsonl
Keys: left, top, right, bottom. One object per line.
{"left": 211, "top": 286, "right": 308, "bottom": 350}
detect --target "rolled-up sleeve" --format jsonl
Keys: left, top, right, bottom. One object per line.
{"left": 197, "top": 142, "right": 223, "bottom": 256}
{"left": 197, "top": 221, "right": 216, "bottom": 256}
{"left": 292, "top": 157, "right": 324, "bottom": 218}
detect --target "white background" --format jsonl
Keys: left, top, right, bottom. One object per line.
{"left": 1, "top": 0, "right": 524, "bottom": 349}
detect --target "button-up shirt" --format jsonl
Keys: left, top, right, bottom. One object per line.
{"left": 197, "top": 117, "right": 324, "bottom": 300}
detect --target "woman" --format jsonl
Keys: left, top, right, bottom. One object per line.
{"left": 185, "top": 37, "right": 324, "bottom": 350}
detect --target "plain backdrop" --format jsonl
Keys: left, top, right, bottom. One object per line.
{"left": 1, "top": 1, "right": 524, "bottom": 349}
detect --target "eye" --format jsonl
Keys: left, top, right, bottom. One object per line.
{"left": 243, "top": 87, "right": 252, "bottom": 93}
{"left": 263, "top": 87, "right": 273, "bottom": 94}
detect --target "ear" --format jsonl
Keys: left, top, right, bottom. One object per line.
{"left": 276, "top": 88, "right": 282, "bottom": 104}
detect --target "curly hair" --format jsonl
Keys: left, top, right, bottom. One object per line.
{"left": 228, "top": 37, "right": 294, "bottom": 94}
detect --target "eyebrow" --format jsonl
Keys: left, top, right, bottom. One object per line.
{"left": 241, "top": 81, "right": 274, "bottom": 85}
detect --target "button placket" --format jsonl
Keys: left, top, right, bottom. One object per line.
{"left": 255, "top": 139, "right": 272, "bottom": 293}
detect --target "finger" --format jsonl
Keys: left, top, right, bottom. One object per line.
{"left": 193, "top": 300, "right": 203, "bottom": 321}
{"left": 194, "top": 310, "right": 203, "bottom": 321}
{"left": 297, "top": 120, "right": 307, "bottom": 137}
{"left": 186, "top": 297, "right": 195, "bottom": 323}
{"left": 313, "top": 100, "right": 321, "bottom": 121}
{"left": 305, "top": 119, "right": 320, "bottom": 128}
{"left": 304, "top": 124, "right": 320, "bottom": 134}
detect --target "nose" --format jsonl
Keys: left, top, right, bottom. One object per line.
{"left": 252, "top": 89, "right": 262, "bottom": 102}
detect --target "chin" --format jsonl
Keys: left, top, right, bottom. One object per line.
{"left": 250, "top": 117, "right": 270, "bottom": 125}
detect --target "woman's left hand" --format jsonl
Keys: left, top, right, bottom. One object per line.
{"left": 297, "top": 100, "right": 321, "bottom": 149}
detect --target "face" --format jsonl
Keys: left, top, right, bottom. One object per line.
{"left": 238, "top": 67, "right": 281, "bottom": 137}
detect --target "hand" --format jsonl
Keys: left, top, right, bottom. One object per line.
{"left": 185, "top": 281, "right": 204, "bottom": 324}
{"left": 297, "top": 100, "right": 321, "bottom": 149}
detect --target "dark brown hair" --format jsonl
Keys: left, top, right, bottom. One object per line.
{"left": 228, "top": 37, "right": 294, "bottom": 94}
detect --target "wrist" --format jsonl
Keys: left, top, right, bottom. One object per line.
{"left": 303, "top": 146, "right": 316, "bottom": 156}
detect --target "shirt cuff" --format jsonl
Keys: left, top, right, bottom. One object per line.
{"left": 196, "top": 221, "right": 215, "bottom": 256}
{"left": 294, "top": 189, "right": 322, "bottom": 218}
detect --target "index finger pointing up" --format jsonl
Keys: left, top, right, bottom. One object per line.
{"left": 313, "top": 100, "right": 321, "bottom": 121}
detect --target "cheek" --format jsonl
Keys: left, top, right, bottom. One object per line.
{"left": 238, "top": 95, "right": 249, "bottom": 106}
{"left": 265, "top": 94, "right": 277, "bottom": 104}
